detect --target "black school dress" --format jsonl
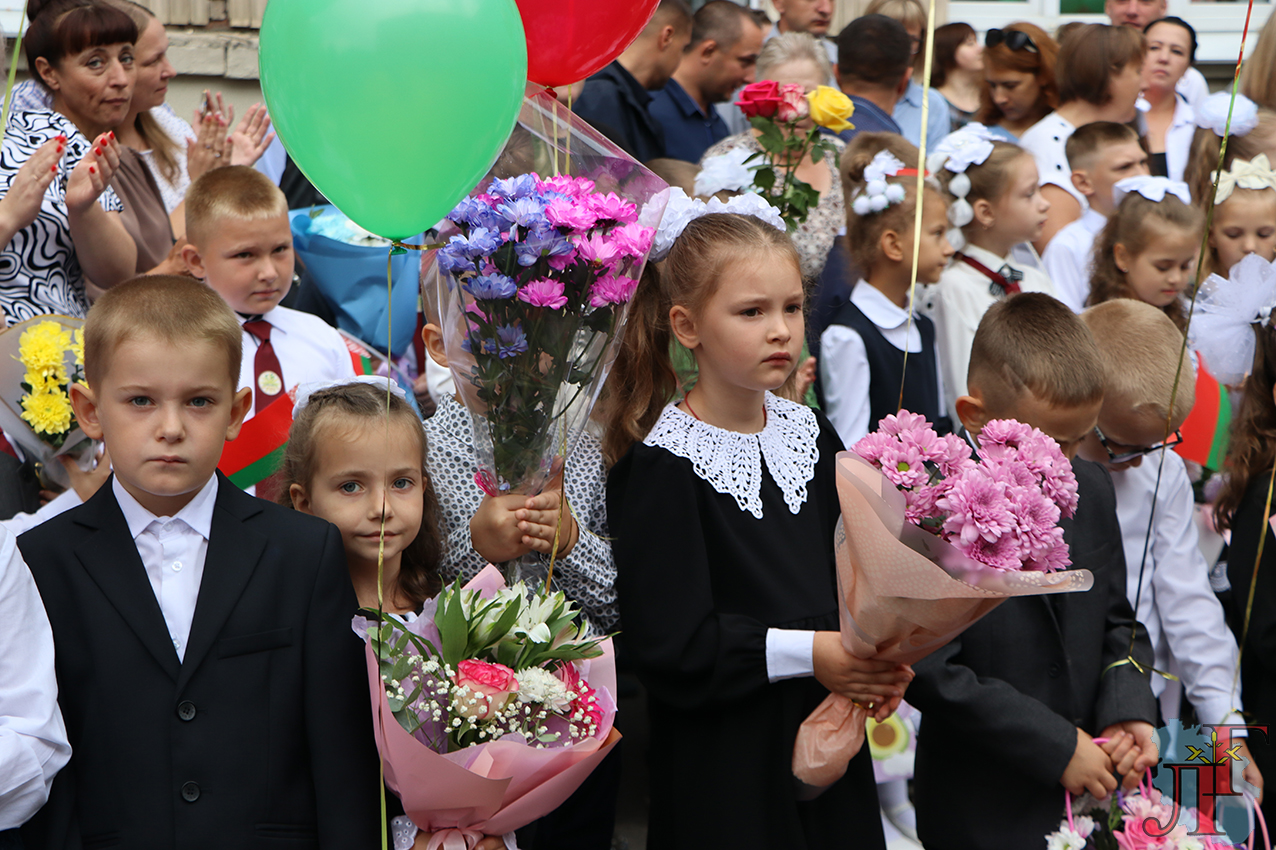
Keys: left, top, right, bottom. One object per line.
{"left": 607, "top": 393, "right": 884, "bottom": 850}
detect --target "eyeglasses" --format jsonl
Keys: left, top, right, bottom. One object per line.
{"left": 1092, "top": 426, "right": 1184, "bottom": 464}
{"left": 985, "top": 28, "right": 1039, "bottom": 54}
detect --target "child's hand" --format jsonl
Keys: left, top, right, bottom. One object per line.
{"left": 515, "top": 470, "right": 578, "bottom": 558}
{"left": 470, "top": 492, "right": 535, "bottom": 564}
{"left": 1061, "top": 727, "right": 1117, "bottom": 798}
{"left": 1099, "top": 721, "right": 1158, "bottom": 790}
{"left": 812, "top": 631, "right": 912, "bottom": 722}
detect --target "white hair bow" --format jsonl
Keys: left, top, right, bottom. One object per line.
{"left": 1113, "top": 176, "right": 1192, "bottom": 207}
{"left": 924, "top": 126, "right": 998, "bottom": 229}
{"left": 1191, "top": 254, "right": 1276, "bottom": 385}
{"left": 1195, "top": 91, "right": 1260, "bottom": 138}
{"left": 851, "top": 150, "right": 909, "bottom": 216}
{"left": 293, "top": 376, "right": 407, "bottom": 414}
{"left": 694, "top": 147, "right": 756, "bottom": 198}
{"left": 1212, "top": 153, "right": 1276, "bottom": 204}
{"left": 650, "top": 188, "right": 787, "bottom": 261}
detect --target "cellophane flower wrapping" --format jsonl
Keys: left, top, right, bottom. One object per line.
{"left": 793, "top": 412, "right": 1095, "bottom": 789}
{"left": 357, "top": 566, "right": 619, "bottom": 842}
{"left": 433, "top": 86, "right": 669, "bottom": 503}
{"left": 0, "top": 315, "right": 95, "bottom": 489}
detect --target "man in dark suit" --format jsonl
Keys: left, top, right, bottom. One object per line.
{"left": 18, "top": 276, "right": 380, "bottom": 849}
{"left": 906, "top": 294, "right": 1159, "bottom": 850}
{"left": 573, "top": 0, "right": 693, "bottom": 163}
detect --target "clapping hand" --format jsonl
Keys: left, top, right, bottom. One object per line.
{"left": 65, "top": 132, "right": 122, "bottom": 216}
{"left": 228, "top": 103, "right": 274, "bottom": 167}
{"left": 0, "top": 135, "right": 64, "bottom": 236}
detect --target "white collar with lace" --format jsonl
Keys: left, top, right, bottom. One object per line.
{"left": 643, "top": 392, "right": 820, "bottom": 519}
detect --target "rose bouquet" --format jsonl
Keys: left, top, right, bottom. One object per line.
{"left": 1048, "top": 787, "right": 1238, "bottom": 850}
{"left": 358, "top": 566, "right": 619, "bottom": 845}
{"left": 433, "top": 87, "right": 667, "bottom": 579}
{"left": 695, "top": 80, "right": 853, "bottom": 230}
{"left": 0, "top": 315, "right": 96, "bottom": 488}
{"left": 794, "top": 412, "right": 1095, "bottom": 790}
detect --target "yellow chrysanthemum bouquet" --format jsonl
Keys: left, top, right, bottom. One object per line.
{"left": 0, "top": 315, "right": 94, "bottom": 488}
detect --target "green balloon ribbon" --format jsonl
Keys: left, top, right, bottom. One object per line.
{"left": 259, "top": 0, "right": 527, "bottom": 242}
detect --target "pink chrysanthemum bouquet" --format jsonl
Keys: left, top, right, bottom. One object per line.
{"left": 794, "top": 412, "right": 1095, "bottom": 791}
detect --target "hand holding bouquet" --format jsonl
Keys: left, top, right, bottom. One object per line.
{"left": 695, "top": 81, "right": 854, "bottom": 229}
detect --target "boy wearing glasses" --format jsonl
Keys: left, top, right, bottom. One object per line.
{"left": 1080, "top": 300, "right": 1263, "bottom": 794}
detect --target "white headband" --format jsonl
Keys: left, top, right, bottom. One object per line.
{"left": 926, "top": 125, "right": 999, "bottom": 228}
{"left": 651, "top": 188, "right": 786, "bottom": 261}
{"left": 1191, "top": 253, "right": 1276, "bottom": 385}
{"left": 293, "top": 376, "right": 407, "bottom": 414}
{"left": 1113, "top": 176, "right": 1192, "bottom": 207}
{"left": 1195, "top": 92, "right": 1259, "bottom": 138}
{"left": 1213, "top": 153, "right": 1276, "bottom": 204}
{"left": 850, "top": 150, "right": 909, "bottom": 216}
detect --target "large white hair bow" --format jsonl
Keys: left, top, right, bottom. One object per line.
{"left": 651, "top": 188, "right": 787, "bottom": 261}
{"left": 850, "top": 149, "right": 909, "bottom": 216}
{"left": 1190, "top": 253, "right": 1276, "bottom": 385}
{"left": 925, "top": 125, "right": 998, "bottom": 229}
{"left": 293, "top": 376, "right": 407, "bottom": 414}
{"left": 1195, "top": 92, "right": 1260, "bottom": 138}
{"left": 1212, "top": 153, "right": 1276, "bottom": 204}
{"left": 694, "top": 147, "right": 756, "bottom": 198}
{"left": 1113, "top": 175, "right": 1192, "bottom": 207}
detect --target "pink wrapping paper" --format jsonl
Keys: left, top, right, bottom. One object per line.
{"left": 363, "top": 567, "right": 622, "bottom": 846}
{"left": 793, "top": 452, "right": 1094, "bottom": 787}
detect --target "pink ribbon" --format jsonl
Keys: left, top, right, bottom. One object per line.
{"left": 425, "top": 827, "right": 487, "bottom": 850}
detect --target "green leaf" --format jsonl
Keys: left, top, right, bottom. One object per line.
{"left": 438, "top": 582, "right": 468, "bottom": 667}
{"left": 752, "top": 168, "right": 776, "bottom": 192}
{"left": 810, "top": 146, "right": 824, "bottom": 164}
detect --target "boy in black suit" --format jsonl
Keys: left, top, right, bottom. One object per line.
{"left": 907, "top": 293, "right": 1159, "bottom": 849}
{"left": 18, "top": 276, "right": 380, "bottom": 849}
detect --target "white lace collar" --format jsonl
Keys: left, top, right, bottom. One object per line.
{"left": 643, "top": 392, "right": 819, "bottom": 519}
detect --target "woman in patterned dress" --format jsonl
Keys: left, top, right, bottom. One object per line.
{"left": 0, "top": 0, "right": 139, "bottom": 322}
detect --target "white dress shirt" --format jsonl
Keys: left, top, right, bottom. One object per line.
{"left": 237, "top": 305, "right": 357, "bottom": 415}
{"left": 0, "top": 525, "right": 70, "bottom": 829}
{"left": 112, "top": 475, "right": 218, "bottom": 661}
{"left": 819, "top": 282, "right": 946, "bottom": 449}
{"left": 1111, "top": 450, "right": 1245, "bottom": 729}
{"left": 1140, "top": 94, "right": 1196, "bottom": 184}
{"left": 1177, "top": 66, "right": 1209, "bottom": 112}
{"left": 1020, "top": 112, "right": 1087, "bottom": 211}
{"left": 1042, "top": 208, "right": 1107, "bottom": 313}
{"left": 927, "top": 244, "right": 1057, "bottom": 421}
{"left": 1, "top": 489, "right": 83, "bottom": 537}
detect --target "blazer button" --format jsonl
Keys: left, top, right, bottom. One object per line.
{"left": 177, "top": 701, "right": 197, "bottom": 721}
{"left": 1049, "top": 662, "right": 1062, "bottom": 678}
{"left": 181, "top": 781, "right": 200, "bottom": 802}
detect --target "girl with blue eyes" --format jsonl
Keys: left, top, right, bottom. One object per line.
{"left": 279, "top": 377, "right": 442, "bottom": 615}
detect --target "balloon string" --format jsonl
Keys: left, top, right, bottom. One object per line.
{"left": 2, "top": 5, "right": 28, "bottom": 140}
{"left": 897, "top": 0, "right": 937, "bottom": 413}
{"left": 552, "top": 96, "right": 560, "bottom": 177}
{"left": 566, "top": 90, "right": 572, "bottom": 176}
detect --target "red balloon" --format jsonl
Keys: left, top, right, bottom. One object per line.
{"left": 516, "top": 0, "right": 661, "bottom": 87}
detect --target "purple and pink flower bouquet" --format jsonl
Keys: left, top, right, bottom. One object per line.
{"left": 793, "top": 412, "right": 1096, "bottom": 789}
{"left": 357, "top": 566, "right": 619, "bottom": 846}
{"left": 432, "top": 89, "right": 668, "bottom": 558}
{"left": 1048, "top": 780, "right": 1243, "bottom": 849}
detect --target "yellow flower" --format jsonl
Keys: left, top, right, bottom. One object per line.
{"left": 20, "top": 387, "right": 73, "bottom": 436}
{"left": 18, "top": 321, "right": 71, "bottom": 383}
{"left": 807, "top": 86, "right": 855, "bottom": 134}
{"left": 71, "top": 328, "right": 85, "bottom": 367}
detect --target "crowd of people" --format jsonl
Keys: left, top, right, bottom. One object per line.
{"left": 3, "top": 0, "right": 1276, "bottom": 848}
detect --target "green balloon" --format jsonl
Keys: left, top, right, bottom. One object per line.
{"left": 259, "top": 0, "right": 527, "bottom": 241}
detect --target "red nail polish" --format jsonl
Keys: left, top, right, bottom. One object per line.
{"left": 94, "top": 147, "right": 102, "bottom": 155}
{"left": 89, "top": 166, "right": 95, "bottom": 174}
{"left": 109, "top": 132, "right": 115, "bottom": 140}
{"left": 51, "top": 166, "right": 57, "bottom": 173}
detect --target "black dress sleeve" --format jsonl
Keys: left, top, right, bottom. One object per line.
{"left": 608, "top": 444, "right": 771, "bottom": 710}
{"left": 1228, "top": 474, "right": 1276, "bottom": 680}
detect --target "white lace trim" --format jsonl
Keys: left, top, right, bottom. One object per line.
{"left": 644, "top": 392, "right": 819, "bottom": 519}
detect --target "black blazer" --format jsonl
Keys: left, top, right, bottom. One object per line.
{"left": 18, "top": 473, "right": 380, "bottom": 850}
{"left": 0, "top": 452, "right": 41, "bottom": 520}
{"left": 906, "top": 458, "right": 1158, "bottom": 850}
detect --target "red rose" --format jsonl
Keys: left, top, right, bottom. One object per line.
{"left": 735, "top": 80, "right": 783, "bottom": 119}
{"left": 453, "top": 659, "right": 519, "bottom": 720}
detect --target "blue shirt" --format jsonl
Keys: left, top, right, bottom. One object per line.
{"left": 649, "top": 79, "right": 730, "bottom": 163}
{"left": 893, "top": 80, "right": 949, "bottom": 152}
{"left": 834, "top": 94, "right": 902, "bottom": 144}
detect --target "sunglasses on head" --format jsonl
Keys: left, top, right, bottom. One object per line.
{"left": 1093, "top": 426, "right": 1184, "bottom": 465}
{"left": 985, "top": 28, "right": 1039, "bottom": 53}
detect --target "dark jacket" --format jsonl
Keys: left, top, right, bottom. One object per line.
{"left": 907, "top": 458, "right": 1158, "bottom": 850}
{"left": 573, "top": 61, "right": 666, "bottom": 163}
{"left": 18, "top": 473, "right": 380, "bottom": 850}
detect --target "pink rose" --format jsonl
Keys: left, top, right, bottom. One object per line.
{"left": 453, "top": 659, "right": 519, "bottom": 720}
{"left": 735, "top": 80, "right": 783, "bottom": 118}
{"left": 776, "top": 83, "right": 810, "bottom": 122}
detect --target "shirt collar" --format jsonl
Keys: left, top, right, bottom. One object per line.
{"left": 960, "top": 243, "right": 1012, "bottom": 270}
{"left": 902, "top": 80, "right": 923, "bottom": 107}
{"left": 851, "top": 280, "right": 913, "bottom": 330}
{"left": 846, "top": 95, "right": 897, "bottom": 128}
{"left": 663, "top": 78, "right": 706, "bottom": 118}
{"left": 1080, "top": 207, "right": 1107, "bottom": 233}
{"left": 238, "top": 311, "right": 286, "bottom": 336}
{"left": 113, "top": 474, "right": 218, "bottom": 541}
{"left": 607, "top": 60, "right": 652, "bottom": 105}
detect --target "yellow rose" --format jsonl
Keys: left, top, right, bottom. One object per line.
{"left": 807, "top": 86, "right": 855, "bottom": 134}
{"left": 20, "top": 387, "right": 73, "bottom": 436}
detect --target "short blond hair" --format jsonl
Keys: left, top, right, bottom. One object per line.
{"left": 84, "top": 275, "right": 243, "bottom": 388}
{"left": 968, "top": 293, "right": 1106, "bottom": 414}
{"left": 185, "top": 165, "right": 289, "bottom": 249}
{"left": 1081, "top": 298, "right": 1195, "bottom": 429}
